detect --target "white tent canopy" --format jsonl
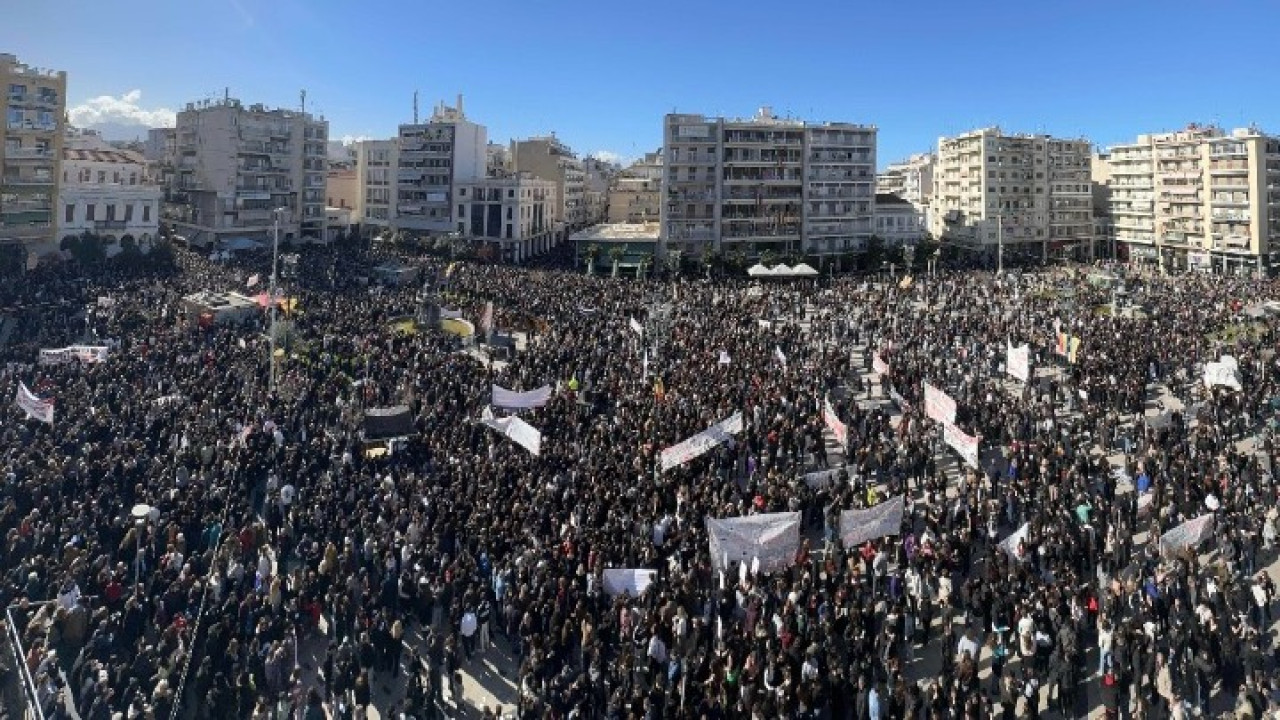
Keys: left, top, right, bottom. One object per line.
{"left": 746, "top": 264, "right": 816, "bottom": 279}
{"left": 747, "top": 264, "right": 772, "bottom": 277}
{"left": 791, "top": 263, "right": 819, "bottom": 276}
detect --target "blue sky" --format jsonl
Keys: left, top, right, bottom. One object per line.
{"left": 4, "top": 0, "right": 1279, "bottom": 167}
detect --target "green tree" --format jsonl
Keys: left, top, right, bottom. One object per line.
{"left": 608, "top": 244, "right": 627, "bottom": 278}
{"left": 584, "top": 243, "right": 601, "bottom": 275}
{"left": 760, "top": 248, "right": 778, "bottom": 269}
{"left": 862, "top": 235, "right": 885, "bottom": 272}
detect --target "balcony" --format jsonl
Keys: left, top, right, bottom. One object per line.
{"left": 2, "top": 173, "right": 54, "bottom": 187}
{"left": 94, "top": 220, "right": 129, "bottom": 231}
{"left": 2, "top": 147, "right": 51, "bottom": 161}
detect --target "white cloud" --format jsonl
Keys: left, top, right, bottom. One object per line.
{"left": 339, "top": 135, "right": 370, "bottom": 145}
{"left": 589, "top": 150, "right": 627, "bottom": 165}
{"left": 68, "top": 90, "right": 176, "bottom": 130}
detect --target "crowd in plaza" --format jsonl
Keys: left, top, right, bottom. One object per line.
{"left": 1, "top": 238, "right": 1279, "bottom": 720}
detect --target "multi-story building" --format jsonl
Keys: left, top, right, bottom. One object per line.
{"left": 873, "top": 194, "right": 928, "bottom": 248}
{"left": 325, "top": 167, "right": 359, "bottom": 211}
{"left": 1, "top": 53, "right": 67, "bottom": 261}
{"left": 662, "top": 108, "right": 876, "bottom": 262}
{"left": 164, "top": 97, "right": 328, "bottom": 248}
{"left": 1103, "top": 124, "right": 1280, "bottom": 275}
{"left": 512, "top": 135, "right": 586, "bottom": 237}
{"left": 608, "top": 176, "right": 662, "bottom": 223}
{"left": 353, "top": 139, "right": 398, "bottom": 233}
{"left": 455, "top": 173, "right": 557, "bottom": 262}
{"left": 486, "top": 141, "right": 512, "bottom": 177}
{"left": 877, "top": 153, "right": 935, "bottom": 238}
{"left": 395, "top": 96, "right": 486, "bottom": 236}
{"left": 932, "top": 127, "right": 1093, "bottom": 264}
{"left": 1091, "top": 152, "right": 1115, "bottom": 259}
{"left": 58, "top": 129, "right": 162, "bottom": 254}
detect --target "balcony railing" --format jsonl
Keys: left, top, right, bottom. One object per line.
{"left": 95, "top": 220, "right": 128, "bottom": 230}
{"left": 1, "top": 174, "right": 54, "bottom": 186}
{"left": 2, "top": 147, "right": 50, "bottom": 160}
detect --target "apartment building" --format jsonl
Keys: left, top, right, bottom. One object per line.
{"left": 163, "top": 97, "right": 328, "bottom": 248}
{"left": 455, "top": 173, "right": 557, "bottom": 263}
{"left": 395, "top": 96, "right": 486, "bottom": 236}
{"left": 353, "top": 139, "right": 398, "bottom": 232}
{"left": 873, "top": 194, "right": 928, "bottom": 247}
{"left": 325, "top": 167, "right": 359, "bottom": 211}
{"left": 932, "top": 127, "right": 1093, "bottom": 263}
{"left": 512, "top": 135, "right": 586, "bottom": 237}
{"left": 1, "top": 53, "right": 67, "bottom": 260}
{"left": 662, "top": 108, "right": 876, "bottom": 262}
{"left": 59, "top": 130, "right": 162, "bottom": 254}
{"left": 1103, "top": 124, "right": 1280, "bottom": 275}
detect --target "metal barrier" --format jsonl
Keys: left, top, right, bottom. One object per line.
{"left": 5, "top": 603, "right": 49, "bottom": 720}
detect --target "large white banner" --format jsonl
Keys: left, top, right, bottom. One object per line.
{"left": 15, "top": 382, "right": 53, "bottom": 424}
{"left": 923, "top": 382, "right": 957, "bottom": 424}
{"left": 38, "top": 346, "right": 110, "bottom": 365}
{"left": 1000, "top": 522, "right": 1030, "bottom": 560}
{"left": 660, "top": 411, "right": 743, "bottom": 472}
{"left": 602, "top": 568, "right": 657, "bottom": 597}
{"left": 1006, "top": 342, "right": 1030, "bottom": 383}
{"left": 872, "top": 353, "right": 889, "bottom": 375}
{"left": 1159, "top": 514, "right": 1215, "bottom": 554}
{"left": 1203, "top": 360, "right": 1242, "bottom": 391}
{"left": 822, "top": 396, "right": 847, "bottom": 449}
{"left": 943, "top": 422, "right": 980, "bottom": 469}
{"left": 480, "top": 407, "right": 542, "bottom": 456}
{"left": 801, "top": 467, "right": 844, "bottom": 489}
{"left": 491, "top": 384, "right": 552, "bottom": 409}
{"left": 839, "top": 496, "right": 905, "bottom": 547}
{"left": 707, "top": 512, "right": 800, "bottom": 574}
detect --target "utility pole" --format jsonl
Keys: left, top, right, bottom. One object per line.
{"left": 268, "top": 208, "right": 284, "bottom": 393}
{"left": 997, "top": 214, "right": 1004, "bottom": 275}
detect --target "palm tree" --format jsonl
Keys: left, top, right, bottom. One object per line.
{"left": 584, "top": 243, "right": 601, "bottom": 275}
{"left": 636, "top": 252, "right": 652, "bottom": 280}
{"left": 608, "top": 244, "right": 627, "bottom": 278}
{"left": 728, "top": 247, "right": 747, "bottom": 275}
{"left": 760, "top": 248, "right": 778, "bottom": 269}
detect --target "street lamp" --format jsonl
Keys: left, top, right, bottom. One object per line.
{"left": 269, "top": 207, "right": 287, "bottom": 393}
{"left": 130, "top": 503, "right": 158, "bottom": 587}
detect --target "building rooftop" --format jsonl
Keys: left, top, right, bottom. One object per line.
{"left": 570, "top": 223, "right": 661, "bottom": 243}
{"left": 874, "top": 193, "right": 913, "bottom": 207}
{"left": 63, "top": 148, "right": 147, "bottom": 165}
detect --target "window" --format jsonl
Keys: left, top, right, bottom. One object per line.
{"left": 86, "top": 204, "right": 95, "bottom": 221}
{"left": 508, "top": 189, "right": 515, "bottom": 198}
{"left": 125, "top": 204, "right": 134, "bottom": 222}
{"left": 65, "top": 204, "right": 74, "bottom": 223}
{"left": 458, "top": 204, "right": 465, "bottom": 217}
{"left": 459, "top": 188, "right": 466, "bottom": 196}
{"left": 6, "top": 108, "right": 21, "bottom": 126}
{"left": 97, "top": 171, "right": 106, "bottom": 184}
{"left": 106, "top": 204, "right": 116, "bottom": 221}
{"left": 505, "top": 224, "right": 513, "bottom": 239}
{"left": 506, "top": 207, "right": 513, "bottom": 220}
{"left": 143, "top": 204, "right": 151, "bottom": 222}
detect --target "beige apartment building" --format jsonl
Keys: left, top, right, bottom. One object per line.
{"left": 512, "top": 135, "right": 586, "bottom": 238}
{"left": 1103, "top": 124, "right": 1280, "bottom": 275}
{"left": 164, "top": 97, "right": 329, "bottom": 248}
{"left": 932, "top": 127, "right": 1093, "bottom": 264}
{"left": 353, "top": 139, "right": 398, "bottom": 232}
{"left": 663, "top": 108, "right": 876, "bottom": 263}
{"left": 1, "top": 53, "right": 67, "bottom": 262}
{"left": 395, "top": 97, "right": 486, "bottom": 236}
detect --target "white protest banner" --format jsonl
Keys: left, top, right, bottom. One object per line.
{"left": 660, "top": 411, "right": 743, "bottom": 472}
{"left": 888, "top": 388, "right": 908, "bottom": 410}
{"left": 480, "top": 407, "right": 542, "bottom": 456}
{"left": 872, "top": 353, "right": 889, "bottom": 375}
{"left": 15, "top": 382, "right": 53, "bottom": 424}
{"left": 247, "top": 273, "right": 260, "bottom": 288}
{"left": 1203, "top": 361, "right": 1242, "bottom": 391}
{"left": 1006, "top": 342, "right": 1030, "bottom": 383}
{"left": 774, "top": 346, "right": 787, "bottom": 368}
{"left": 629, "top": 316, "right": 644, "bottom": 336}
{"left": 801, "top": 467, "right": 843, "bottom": 490}
{"left": 1000, "top": 523, "right": 1030, "bottom": 560}
{"left": 96, "top": 296, "right": 115, "bottom": 308}
{"left": 439, "top": 308, "right": 464, "bottom": 320}
{"left": 602, "top": 568, "right": 657, "bottom": 597}
{"left": 943, "top": 422, "right": 980, "bottom": 469}
{"left": 822, "top": 396, "right": 848, "bottom": 449}
{"left": 491, "top": 384, "right": 552, "bottom": 410}
{"left": 707, "top": 512, "right": 800, "bottom": 574}
{"left": 1159, "top": 514, "right": 1215, "bottom": 554}
{"left": 923, "top": 382, "right": 957, "bottom": 424}
{"left": 718, "top": 350, "right": 731, "bottom": 365}
{"left": 839, "top": 495, "right": 905, "bottom": 547}
{"left": 39, "top": 346, "right": 110, "bottom": 365}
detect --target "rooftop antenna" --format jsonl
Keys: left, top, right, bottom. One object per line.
{"left": 300, "top": 89, "right": 306, "bottom": 114}
{"left": 413, "top": 91, "right": 419, "bottom": 125}
{"left": 224, "top": 87, "right": 229, "bottom": 103}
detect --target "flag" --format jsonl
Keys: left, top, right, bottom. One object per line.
{"left": 247, "top": 273, "right": 260, "bottom": 288}
{"left": 643, "top": 350, "right": 650, "bottom": 381}
{"left": 629, "top": 317, "right": 644, "bottom": 336}
{"left": 774, "top": 346, "right": 787, "bottom": 368}
{"left": 654, "top": 377, "right": 666, "bottom": 403}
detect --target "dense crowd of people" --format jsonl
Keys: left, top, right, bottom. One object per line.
{"left": 0, "top": 239, "right": 1278, "bottom": 720}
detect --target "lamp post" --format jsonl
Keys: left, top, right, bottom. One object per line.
{"left": 996, "top": 214, "right": 1004, "bottom": 276}
{"left": 130, "top": 503, "right": 157, "bottom": 587}
{"left": 268, "top": 208, "right": 286, "bottom": 393}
